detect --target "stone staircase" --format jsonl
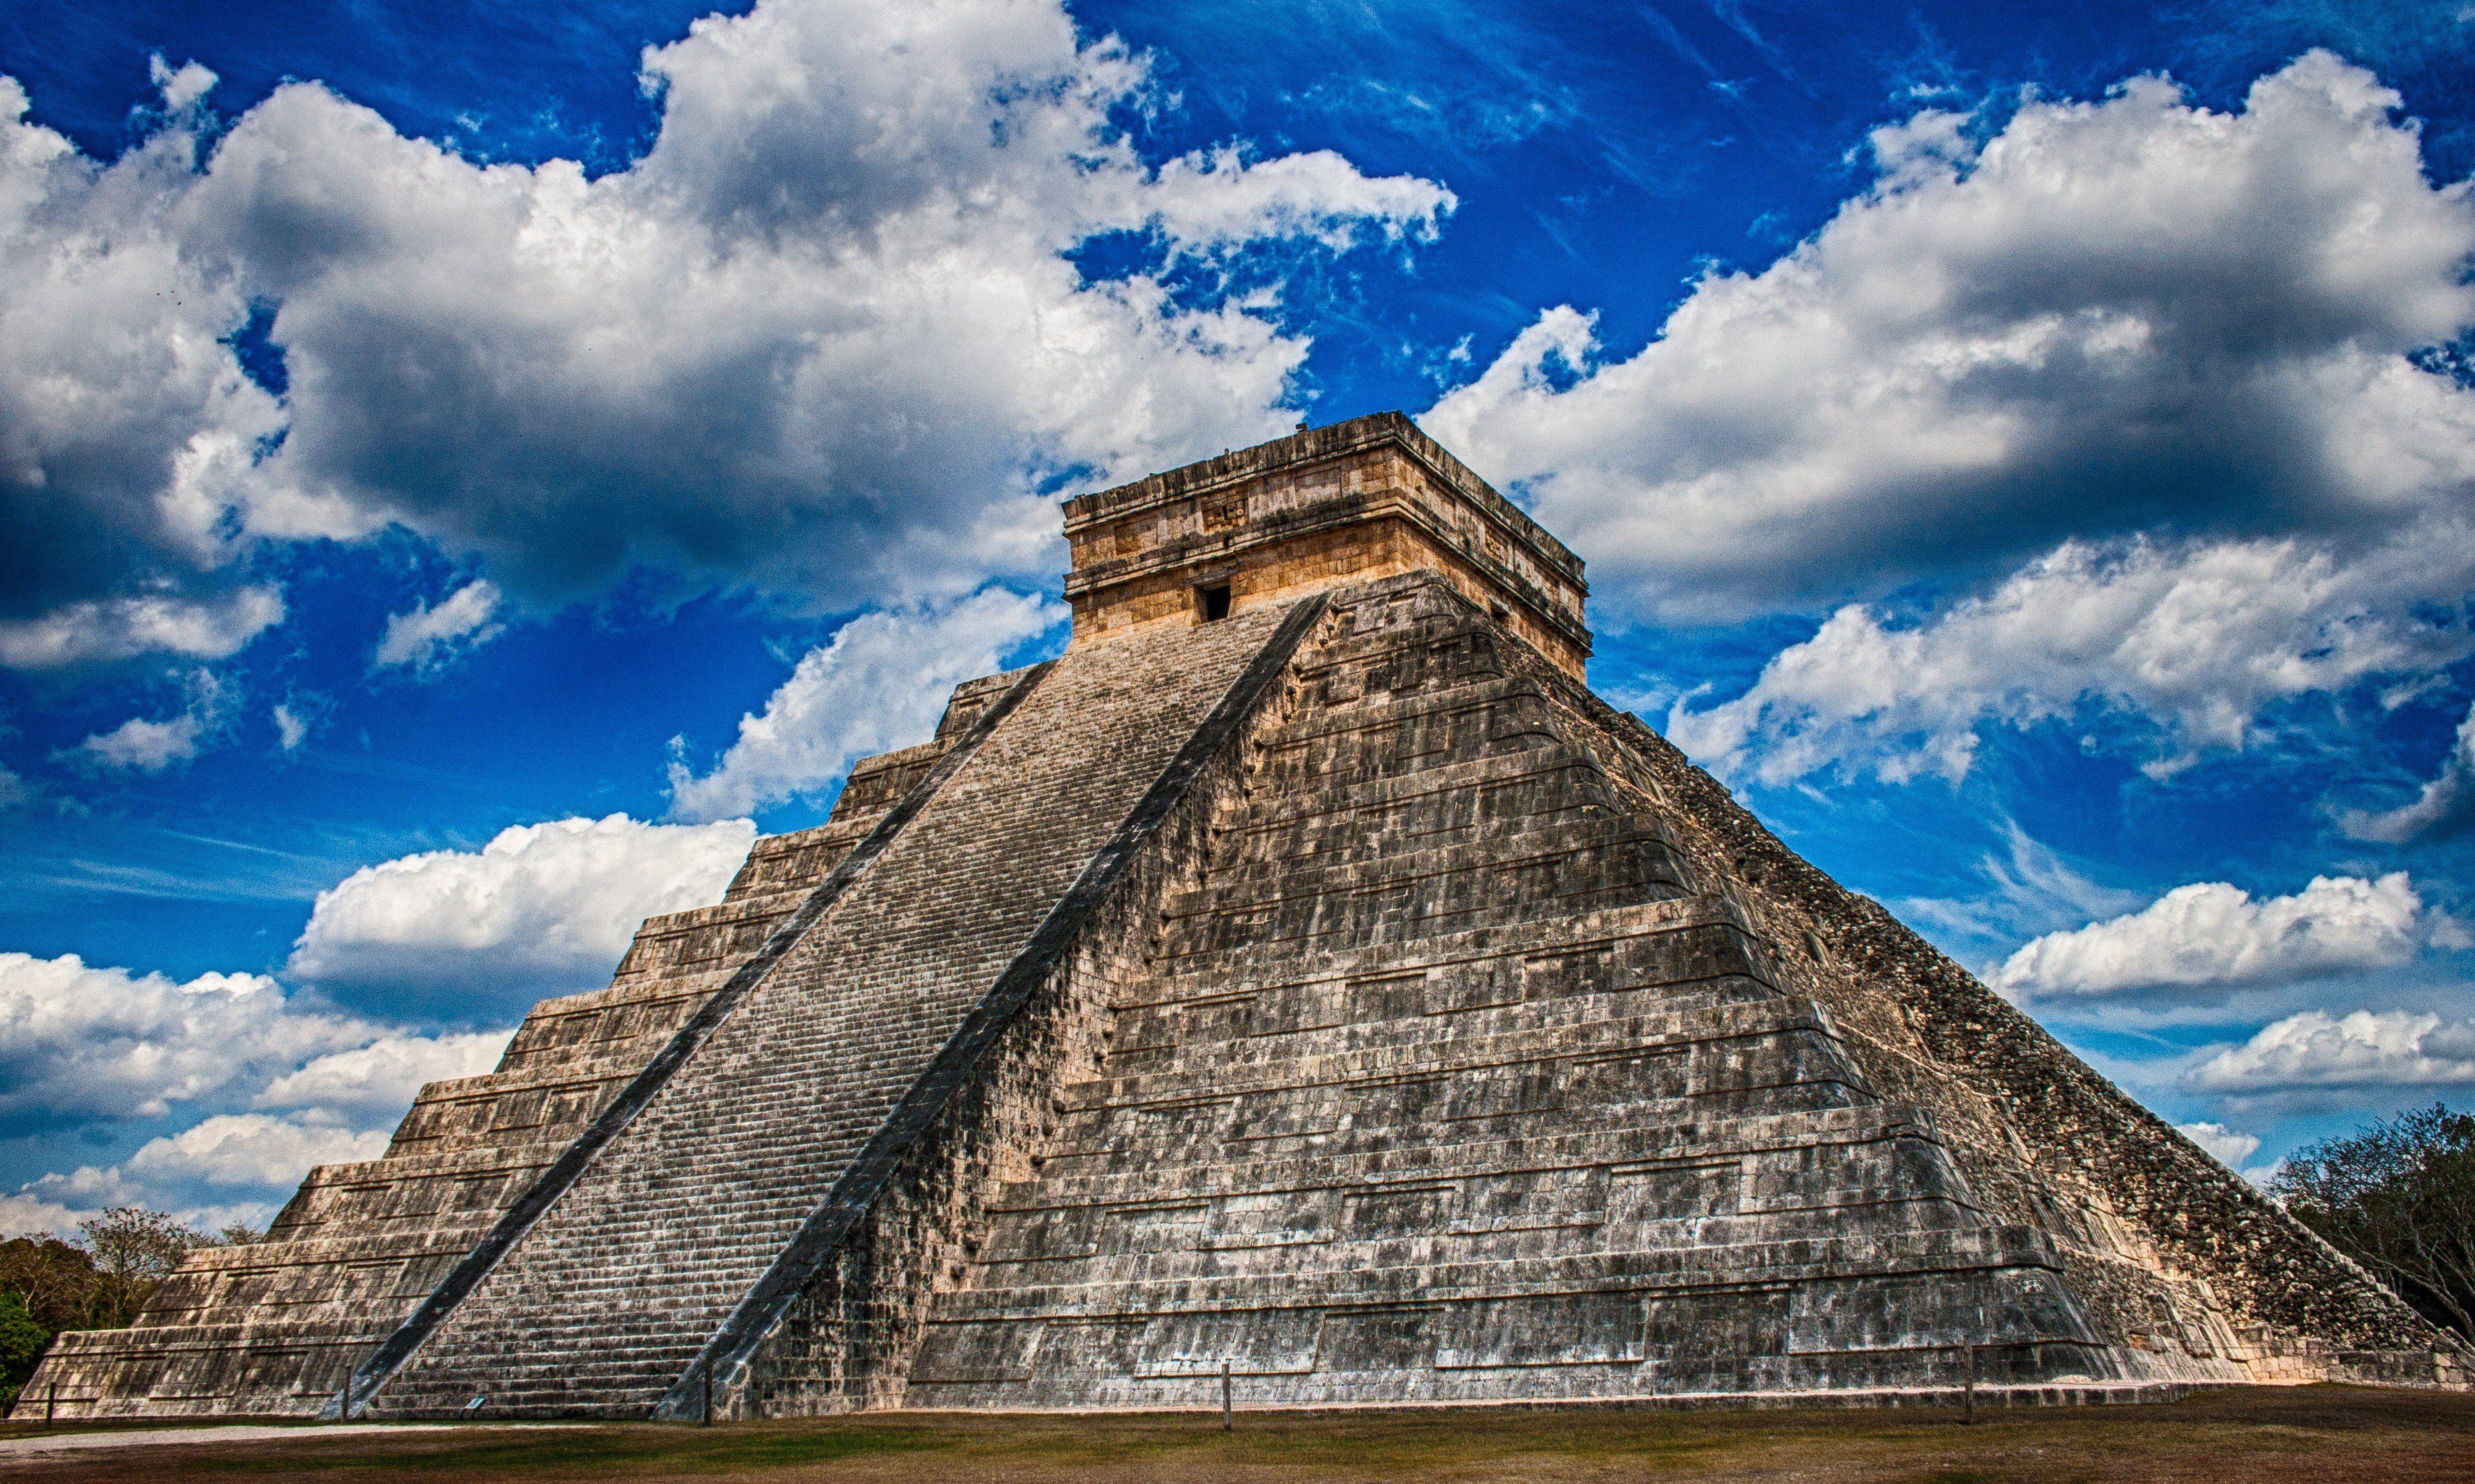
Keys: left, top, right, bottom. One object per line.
{"left": 907, "top": 580, "right": 2116, "bottom": 1407}
{"left": 361, "top": 600, "right": 1310, "bottom": 1418}
{"left": 14, "top": 676, "right": 1007, "bottom": 1419}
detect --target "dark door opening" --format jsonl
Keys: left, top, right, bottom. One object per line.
{"left": 1199, "top": 584, "right": 1233, "bottom": 622}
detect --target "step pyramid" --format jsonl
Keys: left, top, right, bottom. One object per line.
{"left": 20, "top": 413, "right": 2460, "bottom": 1420}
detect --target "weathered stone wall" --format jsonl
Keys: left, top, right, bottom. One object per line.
{"left": 1478, "top": 590, "right": 2464, "bottom": 1385}
{"left": 905, "top": 573, "right": 2144, "bottom": 1409}
{"left": 735, "top": 598, "right": 1332, "bottom": 1416}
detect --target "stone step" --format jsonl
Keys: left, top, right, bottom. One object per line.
{"left": 931, "top": 1221, "right": 2071, "bottom": 1322}
{"left": 1179, "top": 810, "right": 1678, "bottom": 906}
{"left": 1050, "top": 1065, "right": 1870, "bottom": 1173}
{"left": 1009, "top": 1104, "right": 1936, "bottom": 1209}
{"left": 1075, "top": 994, "right": 1838, "bottom": 1112}
{"left": 1213, "top": 747, "right": 1613, "bottom": 860}
{"left": 1112, "top": 922, "right": 1776, "bottom": 1076}
{"left": 1129, "top": 895, "right": 1762, "bottom": 1002}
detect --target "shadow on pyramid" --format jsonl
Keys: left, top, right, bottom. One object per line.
{"left": 22, "top": 414, "right": 2464, "bottom": 1421}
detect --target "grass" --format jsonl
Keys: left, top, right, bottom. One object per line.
{"left": 3, "top": 1385, "right": 2470, "bottom": 1482}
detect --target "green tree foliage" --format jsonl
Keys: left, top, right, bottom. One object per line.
{"left": 0, "top": 1294, "right": 47, "bottom": 1405}
{"left": 0, "top": 1208, "right": 240, "bottom": 1404}
{"left": 2274, "top": 1103, "right": 2475, "bottom": 1342}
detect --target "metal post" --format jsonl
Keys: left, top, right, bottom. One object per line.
{"left": 702, "top": 1365, "right": 714, "bottom": 1427}
{"left": 1963, "top": 1342, "right": 1977, "bottom": 1425}
{"left": 1220, "top": 1360, "right": 1232, "bottom": 1432}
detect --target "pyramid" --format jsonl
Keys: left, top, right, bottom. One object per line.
{"left": 20, "top": 413, "right": 2461, "bottom": 1421}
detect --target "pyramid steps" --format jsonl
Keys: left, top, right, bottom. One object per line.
{"left": 24, "top": 413, "right": 2449, "bottom": 1423}
{"left": 359, "top": 600, "right": 1313, "bottom": 1419}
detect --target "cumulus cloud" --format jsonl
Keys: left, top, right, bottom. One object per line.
{"left": 9, "top": 1110, "right": 393, "bottom": 1237}
{"left": 1434, "top": 53, "right": 2475, "bottom": 784}
{"left": 0, "top": 67, "right": 295, "bottom": 668}
{"left": 286, "top": 813, "right": 754, "bottom": 1012}
{"left": 0, "top": 944, "right": 513, "bottom": 1235}
{"left": 0, "top": 0, "right": 1449, "bottom": 665}
{"left": 1429, "top": 53, "right": 2475, "bottom": 616}
{"left": 0, "top": 952, "right": 374, "bottom": 1121}
{"left": 1668, "top": 536, "right": 2475, "bottom": 784}
{"left": 2190, "top": 1008, "right": 2475, "bottom": 1094}
{"left": 1993, "top": 872, "right": 2445, "bottom": 1003}
{"left": 669, "top": 587, "right": 1064, "bottom": 821}
{"left": 2176, "top": 1119, "right": 2263, "bottom": 1168}
{"left": 121, "top": 1112, "right": 390, "bottom": 1189}
{"left": 371, "top": 579, "right": 504, "bottom": 674}
{"left": 253, "top": 1029, "right": 509, "bottom": 1118}
{"left": 2342, "top": 697, "right": 2475, "bottom": 843}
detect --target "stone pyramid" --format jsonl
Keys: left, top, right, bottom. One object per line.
{"left": 21, "top": 414, "right": 2458, "bottom": 1421}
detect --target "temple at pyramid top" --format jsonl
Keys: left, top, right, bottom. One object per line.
{"left": 1063, "top": 411, "right": 1592, "bottom": 676}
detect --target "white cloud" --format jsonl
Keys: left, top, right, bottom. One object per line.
{"left": 286, "top": 813, "right": 754, "bottom": 1011}
{"left": 122, "top": 1112, "right": 389, "bottom": 1189}
{"left": 271, "top": 700, "right": 311, "bottom": 752}
{"left": 2342, "top": 697, "right": 2475, "bottom": 843}
{"left": 0, "top": 0, "right": 1448, "bottom": 658}
{"left": 1992, "top": 872, "right": 2446, "bottom": 1003}
{"left": 0, "top": 944, "right": 513, "bottom": 1235}
{"left": 7, "top": 1111, "right": 391, "bottom": 1239}
{"left": 254, "top": 1029, "right": 509, "bottom": 1119}
{"left": 59, "top": 710, "right": 205, "bottom": 773}
{"left": 669, "top": 587, "right": 1064, "bottom": 821}
{"left": 55, "top": 668, "right": 235, "bottom": 774}
{"left": 1428, "top": 53, "right": 2475, "bottom": 618}
{"left": 2190, "top": 1008, "right": 2475, "bottom": 1094}
{"left": 0, "top": 588, "right": 285, "bottom": 670}
{"left": 0, "top": 952, "right": 375, "bottom": 1121}
{"left": 2176, "top": 1119, "right": 2262, "bottom": 1168}
{"left": 148, "top": 55, "right": 216, "bottom": 115}
{"left": 0, "top": 63, "right": 297, "bottom": 667}
{"left": 0, "top": 762, "right": 26, "bottom": 810}
{"left": 372, "top": 578, "right": 503, "bottom": 673}
{"left": 1666, "top": 533, "right": 2474, "bottom": 784}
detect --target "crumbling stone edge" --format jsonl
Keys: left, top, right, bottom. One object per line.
{"left": 1486, "top": 610, "right": 2469, "bottom": 1385}
{"left": 667, "top": 594, "right": 1332, "bottom": 1419}
{"left": 333, "top": 661, "right": 1056, "bottom": 1421}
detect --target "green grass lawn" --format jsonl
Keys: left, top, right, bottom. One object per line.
{"left": 5, "top": 1385, "right": 2470, "bottom": 1482}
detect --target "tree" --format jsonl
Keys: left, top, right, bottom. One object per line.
{"left": 0, "top": 1293, "right": 47, "bottom": 1405}
{"left": 77, "top": 1207, "right": 212, "bottom": 1329}
{"left": 2273, "top": 1103, "right": 2475, "bottom": 1342}
{"left": 0, "top": 1237, "right": 103, "bottom": 1334}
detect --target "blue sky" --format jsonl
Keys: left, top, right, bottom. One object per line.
{"left": 1, "top": 0, "right": 2470, "bottom": 1232}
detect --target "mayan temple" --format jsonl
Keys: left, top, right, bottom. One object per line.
{"left": 19, "top": 413, "right": 2464, "bottom": 1421}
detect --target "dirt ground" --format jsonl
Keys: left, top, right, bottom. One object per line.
{"left": 2, "top": 1385, "right": 2470, "bottom": 1483}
